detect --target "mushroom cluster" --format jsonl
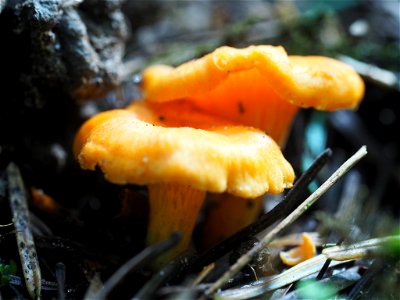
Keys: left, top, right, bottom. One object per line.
{"left": 74, "top": 45, "right": 364, "bottom": 265}
{"left": 140, "top": 45, "right": 364, "bottom": 248}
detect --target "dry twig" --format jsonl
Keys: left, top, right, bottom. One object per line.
{"left": 322, "top": 236, "right": 399, "bottom": 260}
{"left": 7, "top": 163, "right": 42, "bottom": 299}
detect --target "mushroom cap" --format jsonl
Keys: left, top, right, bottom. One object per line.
{"left": 141, "top": 45, "right": 364, "bottom": 111}
{"left": 279, "top": 233, "right": 316, "bottom": 266}
{"left": 74, "top": 101, "right": 295, "bottom": 198}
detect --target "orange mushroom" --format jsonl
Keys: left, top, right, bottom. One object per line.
{"left": 279, "top": 233, "right": 316, "bottom": 266}
{"left": 140, "top": 45, "right": 364, "bottom": 248}
{"left": 141, "top": 45, "right": 364, "bottom": 145}
{"left": 30, "top": 187, "right": 60, "bottom": 214}
{"left": 74, "top": 100, "right": 294, "bottom": 266}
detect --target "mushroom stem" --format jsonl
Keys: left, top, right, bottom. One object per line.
{"left": 147, "top": 183, "right": 206, "bottom": 266}
{"left": 201, "top": 194, "right": 264, "bottom": 250}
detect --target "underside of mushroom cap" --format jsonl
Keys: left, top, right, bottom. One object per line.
{"left": 141, "top": 45, "right": 365, "bottom": 111}
{"left": 74, "top": 101, "right": 295, "bottom": 198}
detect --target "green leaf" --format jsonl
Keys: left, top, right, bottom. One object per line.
{"left": 297, "top": 279, "right": 337, "bottom": 299}
{"left": 0, "top": 260, "right": 17, "bottom": 285}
